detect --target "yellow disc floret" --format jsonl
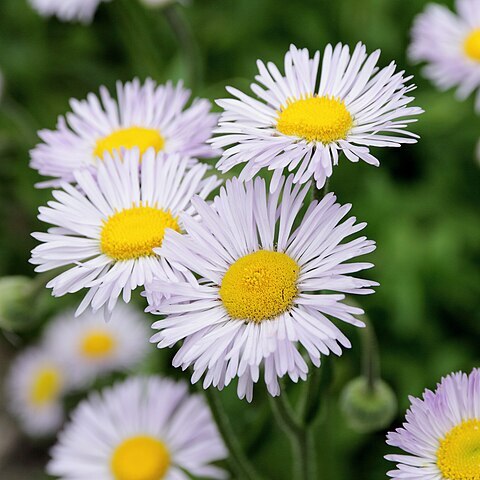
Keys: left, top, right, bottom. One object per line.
{"left": 437, "top": 418, "right": 480, "bottom": 480}
{"left": 111, "top": 435, "right": 171, "bottom": 480}
{"left": 100, "top": 205, "right": 180, "bottom": 261}
{"left": 94, "top": 127, "right": 165, "bottom": 159}
{"left": 277, "top": 95, "right": 353, "bottom": 144}
{"left": 219, "top": 250, "right": 300, "bottom": 322}
{"left": 464, "top": 29, "right": 480, "bottom": 62}
{"left": 29, "top": 367, "right": 62, "bottom": 407}
{"left": 80, "top": 330, "right": 116, "bottom": 359}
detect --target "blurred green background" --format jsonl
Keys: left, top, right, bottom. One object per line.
{"left": 0, "top": 0, "right": 479, "bottom": 478}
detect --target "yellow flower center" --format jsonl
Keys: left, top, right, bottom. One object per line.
{"left": 94, "top": 127, "right": 165, "bottom": 159}
{"left": 219, "top": 250, "right": 300, "bottom": 322}
{"left": 29, "top": 367, "right": 62, "bottom": 407}
{"left": 80, "top": 330, "right": 116, "bottom": 359}
{"left": 437, "top": 419, "right": 480, "bottom": 480}
{"left": 464, "top": 29, "right": 480, "bottom": 62}
{"left": 100, "top": 205, "right": 181, "bottom": 261}
{"left": 276, "top": 95, "right": 353, "bottom": 144}
{"left": 111, "top": 436, "right": 171, "bottom": 480}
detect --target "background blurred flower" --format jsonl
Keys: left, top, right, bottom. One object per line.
{"left": 30, "top": 79, "right": 218, "bottom": 187}
{"left": 213, "top": 43, "right": 422, "bottom": 192}
{"left": 42, "top": 303, "right": 150, "bottom": 388}
{"left": 140, "top": 0, "right": 180, "bottom": 9}
{"left": 147, "top": 176, "right": 377, "bottom": 401}
{"left": 386, "top": 369, "right": 480, "bottom": 479}
{"left": 28, "top": 0, "right": 110, "bottom": 23}
{"left": 30, "top": 149, "right": 219, "bottom": 316}
{"left": 409, "top": 0, "right": 480, "bottom": 111}
{"left": 5, "top": 347, "right": 72, "bottom": 437}
{"left": 47, "top": 376, "right": 228, "bottom": 480}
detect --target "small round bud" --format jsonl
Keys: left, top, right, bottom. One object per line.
{"left": 0, "top": 276, "right": 37, "bottom": 331}
{"left": 340, "top": 377, "right": 397, "bottom": 433}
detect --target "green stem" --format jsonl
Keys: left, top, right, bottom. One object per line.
{"left": 300, "top": 358, "right": 332, "bottom": 425}
{"left": 203, "top": 388, "right": 262, "bottom": 480}
{"left": 311, "top": 177, "right": 330, "bottom": 203}
{"left": 163, "top": 4, "right": 203, "bottom": 90}
{"left": 113, "top": 0, "right": 163, "bottom": 78}
{"left": 0, "top": 97, "right": 39, "bottom": 143}
{"left": 268, "top": 393, "right": 316, "bottom": 480}
{"left": 360, "top": 316, "right": 380, "bottom": 392}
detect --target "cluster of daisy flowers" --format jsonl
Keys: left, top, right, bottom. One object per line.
{"left": 30, "top": 48, "right": 422, "bottom": 403}
{"left": 15, "top": 4, "right": 480, "bottom": 480}
{"left": 5, "top": 303, "right": 149, "bottom": 436}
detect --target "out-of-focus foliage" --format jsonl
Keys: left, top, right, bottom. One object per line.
{"left": 0, "top": 0, "right": 479, "bottom": 478}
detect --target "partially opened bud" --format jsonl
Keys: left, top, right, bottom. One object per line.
{"left": 340, "top": 377, "right": 397, "bottom": 433}
{"left": 0, "top": 276, "right": 37, "bottom": 331}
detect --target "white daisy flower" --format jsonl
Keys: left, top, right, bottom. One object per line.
{"left": 146, "top": 176, "right": 378, "bottom": 401}
{"left": 212, "top": 43, "right": 422, "bottom": 192}
{"left": 43, "top": 303, "right": 150, "bottom": 387}
{"left": 30, "top": 148, "right": 220, "bottom": 316}
{"left": 28, "top": 0, "right": 109, "bottom": 23}
{"left": 6, "top": 347, "right": 71, "bottom": 437}
{"left": 386, "top": 369, "right": 480, "bottom": 480}
{"left": 47, "top": 376, "right": 228, "bottom": 480}
{"left": 410, "top": 0, "right": 480, "bottom": 111}
{"left": 31, "top": 78, "right": 218, "bottom": 187}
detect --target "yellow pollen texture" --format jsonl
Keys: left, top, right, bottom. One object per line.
{"left": 219, "top": 250, "right": 300, "bottom": 322}
{"left": 80, "top": 330, "right": 116, "bottom": 359}
{"left": 437, "top": 419, "right": 480, "bottom": 480}
{"left": 464, "top": 29, "right": 480, "bottom": 62}
{"left": 94, "top": 127, "right": 165, "bottom": 159}
{"left": 101, "top": 206, "right": 180, "bottom": 261}
{"left": 276, "top": 95, "right": 353, "bottom": 144}
{"left": 111, "top": 435, "right": 171, "bottom": 480}
{"left": 29, "top": 367, "right": 62, "bottom": 407}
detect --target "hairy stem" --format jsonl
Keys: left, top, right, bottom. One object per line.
{"left": 163, "top": 4, "right": 203, "bottom": 90}
{"left": 203, "top": 388, "right": 263, "bottom": 480}
{"left": 360, "top": 316, "right": 380, "bottom": 392}
{"left": 269, "top": 393, "right": 316, "bottom": 480}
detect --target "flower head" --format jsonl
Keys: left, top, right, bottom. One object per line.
{"left": 146, "top": 176, "right": 377, "bottom": 401}
{"left": 30, "top": 149, "right": 220, "bottom": 316}
{"left": 47, "top": 376, "right": 228, "bottom": 479}
{"left": 43, "top": 304, "right": 150, "bottom": 387}
{"left": 28, "top": 0, "right": 109, "bottom": 23}
{"left": 386, "top": 369, "right": 480, "bottom": 479}
{"left": 31, "top": 79, "right": 218, "bottom": 187}
{"left": 212, "top": 43, "right": 422, "bottom": 192}
{"left": 410, "top": 0, "right": 480, "bottom": 111}
{"left": 6, "top": 347, "right": 71, "bottom": 436}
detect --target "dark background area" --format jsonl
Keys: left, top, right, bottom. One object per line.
{"left": 0, "top": 0, "right": 479, "bottom": 478}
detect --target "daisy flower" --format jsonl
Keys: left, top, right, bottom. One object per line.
{"left": 43, "top": 303, "right": 150, "bottom": 387}
{"left": 6, "top": 347, "right": 71, "bottom": 437}
{"left": 386, "top": 368, "right": 480, "bottom": 480}
{"left": 410, "top": 0, "right": 480, "bottom": 111}
{"left": 146, "top": 176, "right": 378, "bottom": 401}
{"left": 30, "top": 148, "right": 220, "bottom": 316}
{"left": 28, "top": 0, "right": 109, "bottom": 23}
{"left": 212, "top": 43, "right": 422, "bottom": 192}
{"left": 31, "top": 78, "right": 218, "bottom": 187}
{"left": 47, "top": 376, "right": 228, "bottom": 480}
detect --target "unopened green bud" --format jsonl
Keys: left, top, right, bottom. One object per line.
{"left": 0, "top": 276, "right": 37, "bottom": 331}
{"left": 340, "top": 377, "right": 397, "bottom": 433}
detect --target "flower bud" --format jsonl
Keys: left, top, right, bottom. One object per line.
{"left": 340, "top": 377, "right": 397, "bottom": 433}
{"left": 0, "top": 276, "right": 37, "bottom": 331}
